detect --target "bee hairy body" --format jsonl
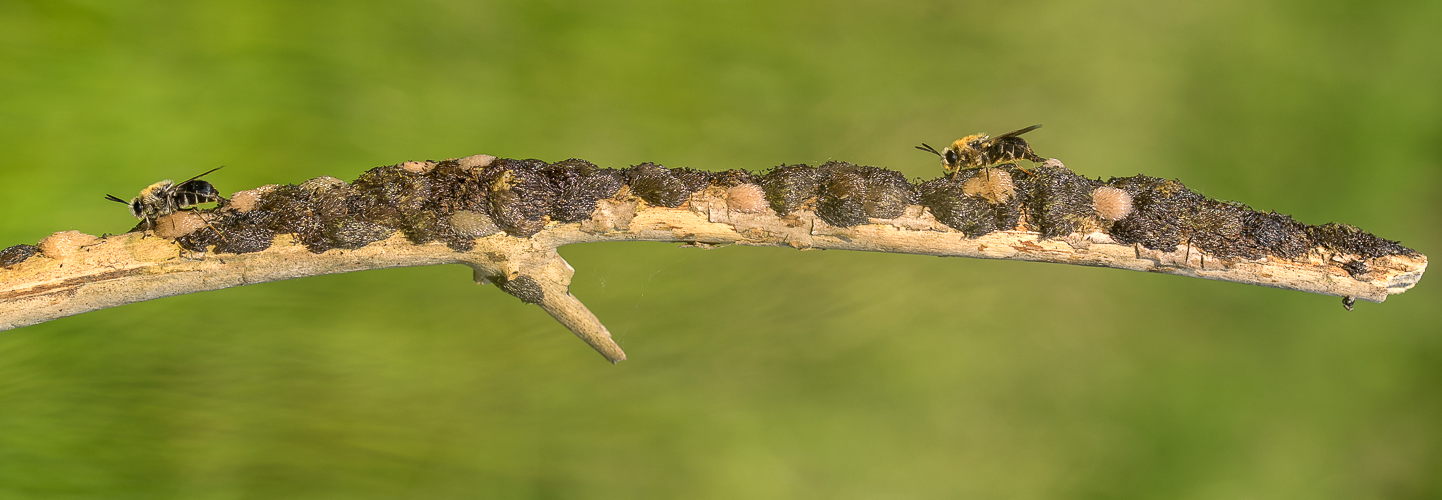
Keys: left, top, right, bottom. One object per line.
{"left": 106, "top": 167, "right": 225, "bottom": 230}
{"left": 920, "top": 125, "right": 1045, "bottom": 177}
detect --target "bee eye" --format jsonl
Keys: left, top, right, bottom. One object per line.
{"left": 944, "top": 150, "right": 959, "bottom": 165}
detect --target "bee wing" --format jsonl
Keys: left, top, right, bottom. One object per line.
{"left": 105, "top": 194, "right": 129, "bottom": 204}
{"left": 179, "top": 166, "right": 224, "bottom": 184}
{"left": 997, "top": 124, "right": 1042, "bottom": 138}
{"left": 915, "top": 143, "right": 943, "bottom": 157}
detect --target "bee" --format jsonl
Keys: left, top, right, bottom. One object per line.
{"left": 105, "top": 167, "right": 225, "bottom": 229}
{"left": 917, "top": 124, "right": 1045, "bottom": 177}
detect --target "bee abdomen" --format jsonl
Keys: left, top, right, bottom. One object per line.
{"left": 173, "top": 180, "right": 222, "bottom": 209}
{"left": 987, "top": 136, "right": 1042, "bottom": 163}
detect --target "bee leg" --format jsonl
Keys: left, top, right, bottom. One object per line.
{"left": 204, "top": 219, "right": 230, "bottom": 245}
{"left": 1194, "top": 238, "right": 1206, "bottom": 271}
{"left": 1185, "top": 236, "right": 1199, "bottom": 269}
{"left": 178, "top": 207, "right": 231, "bottom": 246}
{"left": 1004, "top": 163, "right": 1037, "bottom": 178}
{"left": 196, "top": 210, "right": 231, "bottom": 245}
{"left": 178, "top": 243, "right": 208, "bottom": 261}
{"left": 1013, "top": 152, "right": 1048, "bottom": 177}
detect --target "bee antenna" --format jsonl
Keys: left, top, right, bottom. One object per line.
{"left": 915, "top": 143, "right": 942, "bottom": 157}
{"left": 105, "top": 194, "right": 128, "bottom": 204}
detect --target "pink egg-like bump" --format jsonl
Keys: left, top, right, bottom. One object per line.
{"left": 961, "top": 168, "right": 1015, "bottom": 204}
{"left": 230, "top": 184, "right": 278, "bottom": 212}
{"left": 300, "top": 176, "right": 347, "bottom": 193}
{"left": 1093, "top": 186, "right": 1134, "bottom": 221}
{"left": 153, "top": 212, "right": 207, "bottom": 239}
{"left": 38, "top": 230, "right": 100, "bottom": 259}
{"left": 726, "top": 184, "right": 768, "bottom": 213}
{"left": 400, "top": 161, "right": 436, "bottom": 173}
{"left": 450, "top": 210, "right": 500, "bottom": 238}
{"left": 457, "top": 154, "right": 497, "bottom": 170}
{"left": 1041, "top": 158, "right": 1065, "bottom": 170}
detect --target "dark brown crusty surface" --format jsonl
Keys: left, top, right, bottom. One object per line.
{"left": 2, "top": 157, "right": 1417, "bottom": 276}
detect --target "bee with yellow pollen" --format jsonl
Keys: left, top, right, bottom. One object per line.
{"left": 917, "top": 124, "right": 1046, "bottom": 178}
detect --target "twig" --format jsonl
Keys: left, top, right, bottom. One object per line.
{"left": 0, "top": 156, "right": 1427, "bottom": 363}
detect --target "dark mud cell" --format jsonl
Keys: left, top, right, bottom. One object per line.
{"left": 1234, "top": 210, "right": 1310, "bottom": 259}
{"left": 261, "top": 185, "right": 330, "bottom": 251}
{"left": 1307, "top": 222, "right": 1415, "bottom": 279}
{"left": 215, "top": 224, "right": 277, "bottom": 254}
{"left": 816, "top": 166, "right": 869, "bottom": 227}
{"left": 1182, "top": 200, "right": 1249, "bottom": 257}
{"left": 328, "top": 220, "right": 398, "bottom": 250}
{"left": 672, "top": 167, "right": 713, "bottom": 193}
{"left": 760, "top": 164, "right": 820, "bottom": 215}
{"left": 711, "top": 169, "right": 759, "bottom": 188}
{"left": 77, "top": 155, "right": 1412, "bottom": 267}
{"left": 551, "top": 158, "right": 600, "bottom": 175}
{"left": 1025, "top": 165, "right": 1100, "bottom": 238}
{"left": 0, "top": 244, "right": 38, "bottom": 268}
{"left": 1105, "top": 174, "right": 1331, "bottom": 260}
{"left": 1107, "top": 176, "right": 1206, "bottom": 252}
{"left": 550, "top": 162, "right": 626, "bottom": 223}
{"left": 919, "top": 169, "right": 1024, "bottom": 237}
{"left": 482, "top": 159, "right": 558, "bottom": 237}
{"left": 861, "top": 169, "right": 916, "bottom": 219}
{"left": 814, "top": 162, "right": 918, "bottom": 227}
{"left": 627, "top": 163, "right": 692, "bottom": 208}
{"left": 497, "top": 274, "right": 545, "bottom": 304}
{"left": 1307, "top": 222, "right": 1414, "bottom": 259}
{"left": 177, "top": 210, "right": 280, "bottom": 254}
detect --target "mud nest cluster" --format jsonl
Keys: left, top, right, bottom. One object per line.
{"left": 1, "top": 157, "right": 1417, "bottom": 279}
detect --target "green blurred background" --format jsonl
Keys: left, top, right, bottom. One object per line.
{"left": 2, "top": 0, "right": 1439, "bottom": 498}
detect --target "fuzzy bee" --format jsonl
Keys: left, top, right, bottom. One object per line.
{"left": 917, "top": 124, "right": 1046, "bottom": 177}
{"left": 105, "top": 167, "right": 225, "bottom": 229}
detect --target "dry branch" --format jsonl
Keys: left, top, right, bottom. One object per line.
{"left": 0, "top": 155, "right": 1427, "bottom": 363}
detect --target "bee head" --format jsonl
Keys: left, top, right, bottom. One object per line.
{"left": 941, "top": 147, "right": 961, "bottom": 169}
{"left": 944, "top": 134, "right": 988, "bottom": 171}
{"left": 104, "top": 194, "right": 146, "bottom": 219}
{"left": 917, "top": 142, "right": 962, "bottom": 172}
